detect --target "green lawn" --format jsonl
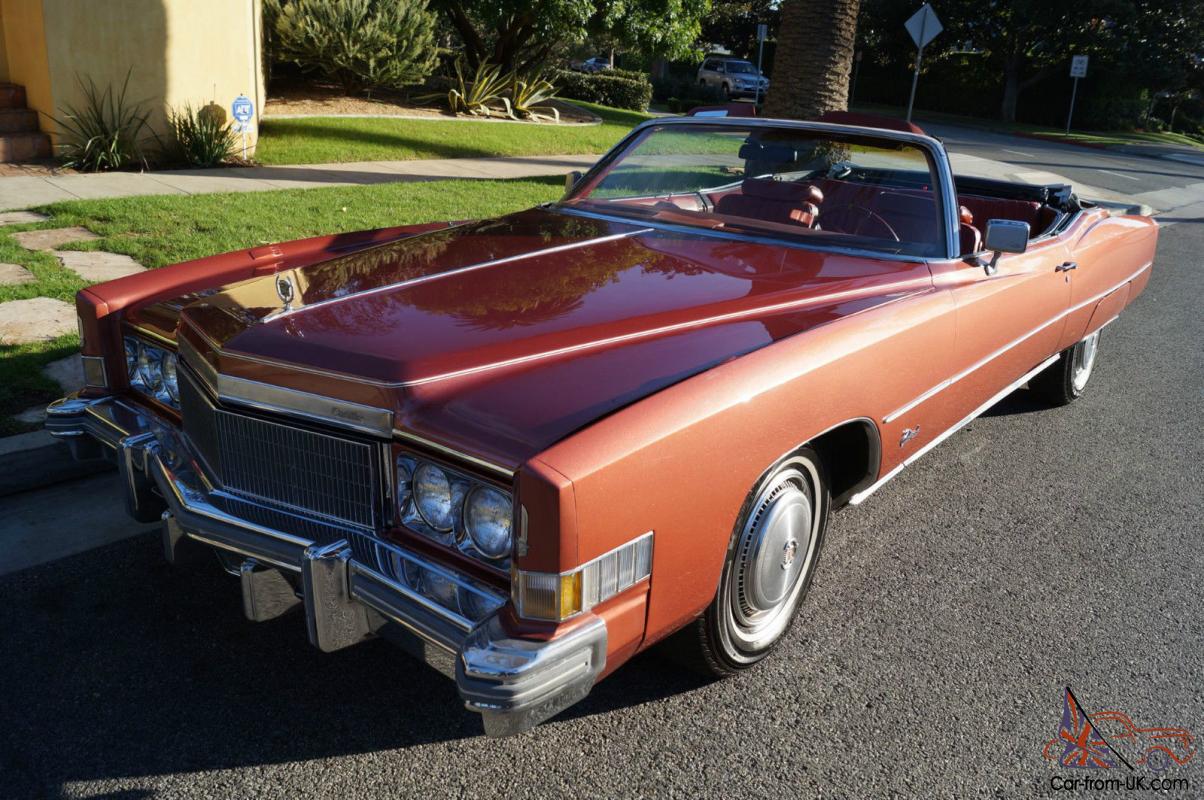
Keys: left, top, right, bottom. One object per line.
{"left": 256, "top": 101, "right": 654, "bottom": 165}
{"left": 852, "top": 102, "right": 1204, "bottom": 152}
{"left": 0, "top": 176, "right": 564, "bottom": 434}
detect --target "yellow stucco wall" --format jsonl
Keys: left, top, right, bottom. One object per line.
{"left": 3, "top": 0, "right": 263, "bottom": 152}
{"left": 0, "top": 0, "right": 54, "bottom": 116}
{"left": 0, "top": 9, "right": 9, "bottom": 81}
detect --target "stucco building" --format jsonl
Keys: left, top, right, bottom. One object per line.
{"left": 0, "top": 0, "right": 264, "bottom": 160}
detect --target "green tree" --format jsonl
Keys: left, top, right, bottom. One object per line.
{"left": 587, "top": 0, "right": 709, "bottom": 65}
{"left": 429, "top": 0, "right": 708, "bottom": 73}
{"left": 699, "top": 1, "right": 780, "bottom": 61}
{"left": 764, "top": 0, "right": 862, "bottom": 120}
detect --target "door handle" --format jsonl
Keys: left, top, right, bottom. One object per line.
{"left": 1055, "top": 261, "right": 1078, "bottom": 272}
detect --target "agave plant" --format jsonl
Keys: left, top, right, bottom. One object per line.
{"left": 50, "top": 70, "right": 151, "bottom": 172}
{"left": 445, "top": 57, "right": 512, "bottom": 117}
{"left": 510, "top": 71, "right": 560, "bottom": 122}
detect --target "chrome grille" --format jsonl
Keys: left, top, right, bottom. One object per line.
{"left": 179, "top": 368, "right": 379, "bottom": 529}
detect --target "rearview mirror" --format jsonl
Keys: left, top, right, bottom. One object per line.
{"left": 565, "top": 170, "right": 583, "bottom": 194}
{"left": 982, "top": 219, "right": 1030, "bottom": 275}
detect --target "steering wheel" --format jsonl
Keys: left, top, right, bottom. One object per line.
{"left": 818, "top": 204, "right": 900, "bottom": 241}
{"left": 827, "top": 161, "right": 855, "bottom": 180}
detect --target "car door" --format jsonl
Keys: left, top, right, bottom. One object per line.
{"left": 925, "top": 235, "right": 1073, "bottom": 425}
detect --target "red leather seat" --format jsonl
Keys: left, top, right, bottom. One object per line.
{"left": 715, "top": 178, "right": 823, "bottom": 227}
{"left": 957, "top": 195, "right": 1041, "bottom": 229}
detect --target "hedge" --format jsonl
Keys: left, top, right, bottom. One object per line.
{"left": 554, "top": 69, "right": 652, "bottom": 111}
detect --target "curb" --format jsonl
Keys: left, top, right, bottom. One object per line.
{"left": 0, "top": 429, "right": 112, "bottom": 497}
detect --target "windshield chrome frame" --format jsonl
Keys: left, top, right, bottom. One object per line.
{"left": 562, "top": 116, "right": 960, "bottom": 261}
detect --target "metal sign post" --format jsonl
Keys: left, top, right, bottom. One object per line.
{"left": 904, "top": 4, "right": 943, "bottom": 123}
{"left": 1066, "top": 55, "right": 1088, "bottom": 134}
{"left": 755, "top": 23, "right": 768, "bottom": 106}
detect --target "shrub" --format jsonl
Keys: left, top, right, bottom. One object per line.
{"left": 510, "top": 70, "right": 560, "bottom": 121}
{"left": 168, "top": 104, "right": 240, "bottom": 167}
{"left": 440, "top": 57, "right": 512, "bottom": 116}
{"left": 606, "top": 67, "right": 649, "bottom": 83}
{"left": 51, "top": 71, "right": 151, "bottom": 172}
{"left": 553, "top": 69, "right": 652, "bottom": 111}
{"left": 271, "top": 0, "right": 439, "bottom": 94}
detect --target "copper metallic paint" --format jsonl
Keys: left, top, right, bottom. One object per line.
{"left": 69, "top": 135, "right": 1158, "bottom": 680}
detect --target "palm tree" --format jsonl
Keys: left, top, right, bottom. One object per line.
{"left": 763, "top": 0, "right": 862, "bottom": 120}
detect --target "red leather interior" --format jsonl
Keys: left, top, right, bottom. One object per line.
{"left": 957, "top": 195, "right": 1041, "bottom": 230}
{"left": 700, "top": 178, "right": 1057, "bottom": 252}
{"left": 714, "top": 178, "right": 824, "bottom": 227}
{"left": 959, "top": 223, "right": 982, "bottom": 255}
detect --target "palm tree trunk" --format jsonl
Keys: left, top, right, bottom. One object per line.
{"left": 763, "top": 0, "right": 861, "bottom": 120}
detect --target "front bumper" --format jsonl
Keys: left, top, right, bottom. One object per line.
{"left": 45, "top": 393, "right": 607, "bottom": 736}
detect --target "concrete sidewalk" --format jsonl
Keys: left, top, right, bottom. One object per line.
{"left": 0, "top": 153, "right": 599, "bottom": 211}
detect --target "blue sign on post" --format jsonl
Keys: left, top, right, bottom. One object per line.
{"left": 232, "top": 95, "right": 254, "bottom": 124}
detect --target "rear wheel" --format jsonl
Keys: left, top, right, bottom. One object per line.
{"left": 1031, "top": 329, "right": 1102, "bottom": 406}
{"left": 671, "top": 447, "right": 830, "bottom": 677}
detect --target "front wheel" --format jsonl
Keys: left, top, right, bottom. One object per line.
{"left": 722, "top": 83, "right": 732, "bottom": 99}
{"left": 670, "top": 447, "right": 830, "bottom": 677}
{"left": 1031, "top": 329, "right": 1102, "bottom": 406}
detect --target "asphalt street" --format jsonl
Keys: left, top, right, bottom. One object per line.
{"left": 1, "top": 131, "right": 1202, "bottom": 799}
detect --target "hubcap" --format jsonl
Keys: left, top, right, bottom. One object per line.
{"left": 1072, "top": 331, "right": 1100, "bottom": 391}
{"left": 725, "top": 465, "right": 820, "bottom": 653}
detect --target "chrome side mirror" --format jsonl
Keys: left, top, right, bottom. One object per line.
{"left": 982, "top": 219, "right": 1029, "bottom": 275}
{"left": 564, "top": 170, "right": 583, "bottom": 194}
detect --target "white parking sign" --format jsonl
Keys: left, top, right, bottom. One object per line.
{"left": 1070, "top": 55, "right": 1088, "bottom": 78}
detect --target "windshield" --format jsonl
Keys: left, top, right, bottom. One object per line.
{"left": 725, "top": 62, "right": 757, "bottom": 74}
{"left": 563, "top": 123, "right": 946, "bottom": 258}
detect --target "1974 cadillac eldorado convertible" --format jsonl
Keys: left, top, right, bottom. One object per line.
{"left": 47, "top": 116, "right": 1157, "bottom": 735}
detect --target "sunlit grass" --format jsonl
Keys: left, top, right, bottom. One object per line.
{"left": 256, "top": 101, "right": 654, "bottom": 165}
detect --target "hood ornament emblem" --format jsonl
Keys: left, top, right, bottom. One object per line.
{"left": 275, "top": 274, "right": 296, "bottom": 310}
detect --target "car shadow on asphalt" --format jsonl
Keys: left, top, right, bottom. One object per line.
{"left": 982, "top": 386, "right": 1051, "bottom": 418}
{"left": 0, "top": 531, "right": 708, "bottom": 795}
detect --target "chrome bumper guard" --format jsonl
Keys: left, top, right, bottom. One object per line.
{"left": 45, "top": 394, "right": 607, "bottom": 736}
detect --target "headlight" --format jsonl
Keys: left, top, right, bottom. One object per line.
{"left": 124, "top": 337, "right": 140, "bottom": 381}
{"left": 162, "top": 353, "right": 179, "bottom": 403}
{"left": 413, "top": 463, "right": 455, "bottom": 531}
{"left": 464, "top": 485, "right": 512, "bottom": 560}
{"left": 124, "top": 335, "right": 180, "bottom": 409}
{"left": 397, "top": 453, "right": 514, "bottom": 568}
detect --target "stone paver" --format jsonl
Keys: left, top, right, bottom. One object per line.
{"left": 0, "top": 297, "right": 75, "bottom": 344}
{"left": 0, "top": 262, "right": 35, "bottom": 286}
{"left": 53, "top": 250, "right": 145, "bottom": 282}
{"left": 12, "top": 226, "right": 100, "bottom": 251}
{"left": 43, "top": 353, "right": 83, "bottom": 393}
{"left": 0, "top": 210, "right": 49, "bottom": 225}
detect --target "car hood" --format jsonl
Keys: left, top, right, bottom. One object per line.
{"left": 174, "top": 207, "right": 929, "bottom": 468}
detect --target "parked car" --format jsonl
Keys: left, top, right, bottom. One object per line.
{"left": 48, "top": 116, "right": 1157, "bottom": 737}
{"left": 697, "top": 55, "right": 769, "bottom": 98}
{"left": 574, "top": 56, "right": 611, "bottom": 73}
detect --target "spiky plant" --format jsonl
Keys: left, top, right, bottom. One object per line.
{"left": 50, "top": 71, "right": 151, "bottom": 172}
{"left": 445, "top": 57, "right": 513, "bottom": 117}
{"left": 168, "top": 104, "right": 240, "bottom": 167}
{"left": 510, "top": 70, "right": 560, "bottom": 122}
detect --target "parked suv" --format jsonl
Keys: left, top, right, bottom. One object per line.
{"left": 697, "top": 56, "right": 769, "bottom": 99}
